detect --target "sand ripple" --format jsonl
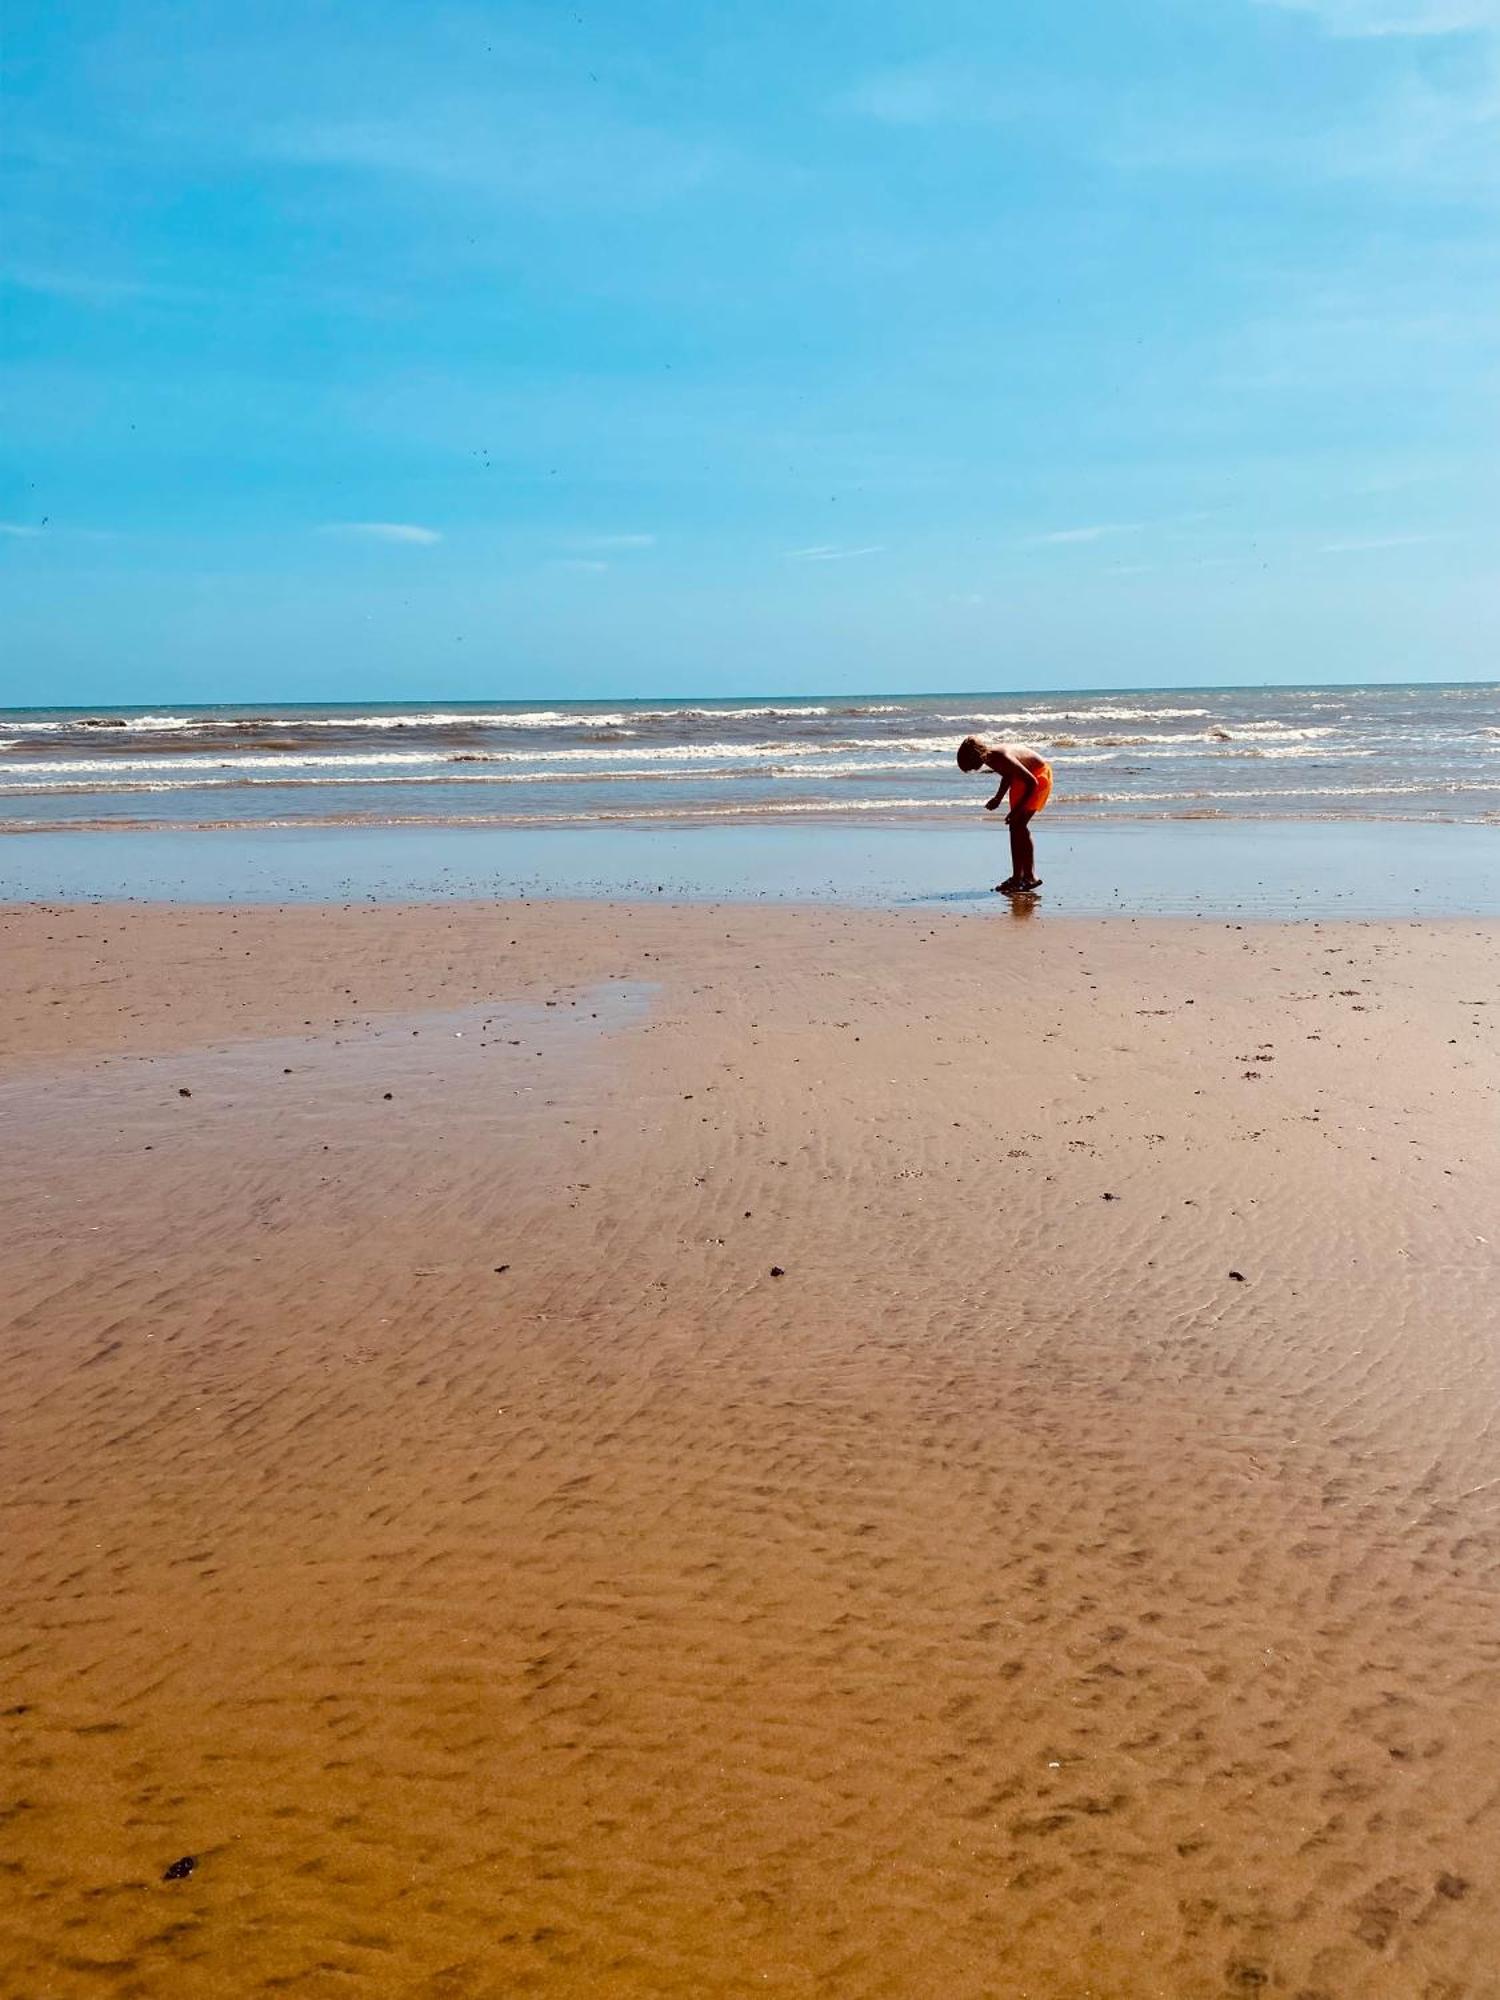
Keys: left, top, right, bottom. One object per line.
{"left": 2, "top": 902, "right": 1499, "bottom": 1995}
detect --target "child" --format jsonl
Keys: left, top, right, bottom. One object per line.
{"left": 956, "top": 736, "right": 1053, "bottom": 894}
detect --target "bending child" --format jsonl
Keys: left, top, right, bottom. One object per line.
{"left": 956, "top": 736, "right": 1053, "bottom": 895}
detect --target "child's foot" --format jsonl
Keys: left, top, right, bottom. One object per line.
{"left": 996, "top": 876, "right": 1021, "bottom": 894}
{"left": 1020, "top": 875, "right": 1042, "bottom": 891}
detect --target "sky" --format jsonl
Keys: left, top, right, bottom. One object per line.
{"left": 4, "top": 0, "right": 1500, "bottom": 704}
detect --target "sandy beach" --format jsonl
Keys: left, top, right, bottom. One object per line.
{"left": 4, "top": 897, "right": 1499, "bottom": 1998}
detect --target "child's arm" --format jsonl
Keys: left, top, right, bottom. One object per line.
{"left": 982, "top": 751, "right": 1027, "bottom": 812}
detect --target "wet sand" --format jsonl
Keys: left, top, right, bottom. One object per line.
{"left": 3, "top": 899, "right": 1500, "bottom": 1997}
{"left": 5, "top": 816, "right": 1500, "bottom": 919}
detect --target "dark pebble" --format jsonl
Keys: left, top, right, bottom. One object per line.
{"left": 162, "top": 1855, "right": 197, "bottom": 1882}
{"left": 177, "top": 1087, "right": 191, "bottom": 1098}
{"left": 383, "top": 1092, "right": 393, "bottom": 1100}
{"left": 1229, "top": 1270, "right": 1247, "bottom": 1282}
{"left": 770, "top": 1266, "right": 785, "bottom": 1277}
{"left": 494, "top": 1264, "right": 510, "bottom": 1274}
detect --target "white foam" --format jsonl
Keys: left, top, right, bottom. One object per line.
{"left": 1067, "top": 780, "right": 1486, "bottom": 802}
{"left": 0, "top": 757, "right": 995, "bottom": 794}
{"left": 1219, "top": 744, "right": 1374, "bottom": 761}
{"left": 0, "top": 751, "right": 454, "bottom": 775}
{"left": 931, "top": 706, "right": 1214, "bottom": 725}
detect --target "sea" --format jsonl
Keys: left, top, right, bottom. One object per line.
{"left": 3, "top": 682, "right": 1498, "bottom": 836}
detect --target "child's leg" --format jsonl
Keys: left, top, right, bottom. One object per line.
{"left": 1007, "top": 809, "right": 1036, "bottom": 885}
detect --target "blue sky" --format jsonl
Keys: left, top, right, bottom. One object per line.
{"left": 4, "top": 0, "right": 1499, "bottom": 703}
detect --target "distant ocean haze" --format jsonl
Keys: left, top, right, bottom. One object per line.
{"left": 1, "top": 686, "right": 1497, "bottom": 833}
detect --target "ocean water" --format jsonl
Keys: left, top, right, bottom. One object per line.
{"left": 2, "top": 683, "right": 1497, "bottom": 835}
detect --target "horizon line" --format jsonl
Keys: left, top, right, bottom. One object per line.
{"left": 3, "top": 673, "right": 1497, "bottom": 715}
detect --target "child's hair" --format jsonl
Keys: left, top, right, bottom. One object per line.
{"left": 956, "top": 736, "right": 985, "bottom": 772}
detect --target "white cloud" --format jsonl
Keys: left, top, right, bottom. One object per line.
{"left": 785, "top": 543, "right": 884, "bottom": 560}
{"left": 841, "top": 66, "right": 968, "bottom": 126}
{"left": 1258, "top": 0, "right": 1499, "bottom": 36}
{"left": 846, "top": 34, "right": 1500, "bottom": 196}
{"left": 2, "top": 265, "right": 154, "bottom": 307}
{"left": 321, "top": 521, "right": 442, "bottom": 545}
{"left": 551, "top": 557, "right": 609, "bottom": 572}
{"left": 1320, "top": 532, "right": 1447, "bottom": 550}
{"left": 262, "top": 109, "right": 717, "bottom": 210}
{"left": 838, "top": 62, "right": 1038, "bottom": 127}
{"left": 1020, "top": 523, "right": 1143, "bottom": 546}
{"left": 0, "top": 522, "right": 43, "bottom": 537}
{"left": 566, "top": 532, "right": 656, "bottom": 551}
{"left": 1219, "top": 243, "right": 1500, "bottom": 396}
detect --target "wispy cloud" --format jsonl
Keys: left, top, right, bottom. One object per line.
{"left": 1320, "top": 531, "right": 1448, "bottom": 550}
{"left": 1257, "top": 0, "right": 1500, "bottom": 37}
{"left": 565, "top": 532, "right": 656, "bottom": 551}
{"left": 0, "top": 522, "right": 43, "bottom": 538}
{"left": 784, "top": 543, "right": 884, "bottom": 561}
{"left": 261, "top": 109, "right": 718, "bottom": 211}
{"left": 1107, "top": 39, "right": 1500, "bottom": 191}
{"left": 320, "top": 521, "right": 442, "bottom": 545}
{"left": 845, "top": 35, "right": 1500, "bottom": 197}
{"left": 1019, "top": 523, "right": 1144, "bottom": 546}
{"left": 841, "top": 64, "right": 994, "bottom": 127}
{"left": 2, "top": 264, "right": 154, "bottom": 308}
{"left": 1217, "top": 245, "right": 1500, "bottom": 399}
{"left": 550, "top": 557, "right": 610, "bottom": 572}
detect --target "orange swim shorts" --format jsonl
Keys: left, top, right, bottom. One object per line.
{"left": 1010, "top": 759, "right": 1053, "bottom": 815}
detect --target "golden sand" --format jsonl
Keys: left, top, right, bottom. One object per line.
{"left": 3, "top": 900, "right": 1499, "bottom": 1997}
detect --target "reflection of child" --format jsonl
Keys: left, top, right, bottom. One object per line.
{"left": 956, "top": 737, "right": 1053, "bottom": 894}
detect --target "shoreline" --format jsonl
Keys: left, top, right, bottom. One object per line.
{"left": 2, "top": 815, "right": 1499, "bottom": 919}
